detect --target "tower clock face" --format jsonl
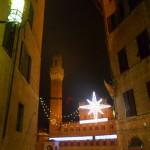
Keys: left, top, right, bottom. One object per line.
{"left": 47, "top": 145, "right": 53, "bottom": 150}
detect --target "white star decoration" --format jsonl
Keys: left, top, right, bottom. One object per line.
{"left": 79, "top": 92, "right": 111, "bottom": 120}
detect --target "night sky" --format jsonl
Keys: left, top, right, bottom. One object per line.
{"left": 39, "top": 0, "right": 112, "bottom": 129}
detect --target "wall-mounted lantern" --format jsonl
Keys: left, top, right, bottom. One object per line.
{"left": 8, "top": 0, "right": 25, "bottom": 24}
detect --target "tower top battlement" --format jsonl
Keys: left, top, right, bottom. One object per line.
{"left": 52, "top": 55, "right": 63, "bottom": 68}
{"left": 50, "top": 55, "right": 64, "bottom": 80}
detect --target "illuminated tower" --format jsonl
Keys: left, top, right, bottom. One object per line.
{"left": 49, "top": 55, "right": 64, "bottom": 133}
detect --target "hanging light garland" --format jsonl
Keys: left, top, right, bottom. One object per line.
{"left": 40, "top": 97, "right": 80, "bottom": 125}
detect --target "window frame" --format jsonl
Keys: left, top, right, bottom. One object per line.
{"left": 146, "top": 81, "right": 150, "bottom": 99}
{"left": 2, "top": 22, "right": 16, "bottom": 57}
{"left": 118, "top": 48, "right": 129, "bottom": 73}
{"left": 136, "top": 29, "right": 150, "bottom": 59}
{"left": 19, "top": 41, "right": 31, "bottom": 82}
{"left": 128, "top": 0, "right": 142, "bottom": 12}
{"left": 107, "top": 12, "right": 118, "bottom": 33}
{"left": 16, "top": 103, "right": 24, "bottom": 132}
{"left": 123, "top": 89, "right": 137, "bottom": 117}
{"left": 28, "top": 2, "right": 34, "bottom": 28}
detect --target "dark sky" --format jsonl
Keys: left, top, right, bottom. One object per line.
{"left": 39, "top": 0, "right": 112, "bottom": 129}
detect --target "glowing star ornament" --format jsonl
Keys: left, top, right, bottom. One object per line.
{"left": 79, "top": 92, "right": 111, "bottom": 120}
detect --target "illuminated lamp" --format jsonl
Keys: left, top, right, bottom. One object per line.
{"left": 8, "top": 0, "right": 25, "bottom": 24}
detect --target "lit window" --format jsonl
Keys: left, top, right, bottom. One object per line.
{"left": 8, "top": 0, "right": 25, "bottom": 23}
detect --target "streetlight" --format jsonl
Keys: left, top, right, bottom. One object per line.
{"left": 0, "top": 0, "right": 25, "bottom": 24}
{"left": 1, "top": 0, "right": 25, "bottom": 137}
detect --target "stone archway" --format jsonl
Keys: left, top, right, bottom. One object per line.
{"left": 128, "top": 136, "right": 144, "bottom": 150}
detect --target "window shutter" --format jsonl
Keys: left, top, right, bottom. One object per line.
{"left": 3, "top": 22, "right": 16, "bottom": 57}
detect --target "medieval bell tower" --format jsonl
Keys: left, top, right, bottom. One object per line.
{"left": 49, "top": 55, "right": 64, "bottom": 133}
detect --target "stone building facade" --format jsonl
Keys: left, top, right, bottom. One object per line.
{"left": 94, "top": 0, "right": 150, "bottom": 149}
{"left": 0, "top": 0, "right": 45, "bottom": 149}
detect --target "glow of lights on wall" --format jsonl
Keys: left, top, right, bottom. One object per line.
{"left": 95, "top": 134, "right": 117, "bottom": 140}
{"left": 8, "top": 0, "right": 25, "bottom": 23}
{"left": 79, "top": 91, "right": 111, "bottom": 120}
{"left": 79, "top": 118, "right": 108, "bottom": 124}
{"left": 49, "top": 136, "right": 93, "bottom": 141}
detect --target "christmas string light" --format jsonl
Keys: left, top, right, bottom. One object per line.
{"left": 40, "top": 97, "right": 79, "bottom": 118}
{"left": 40, "top": 97, "right": 80, "bottom": 125}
